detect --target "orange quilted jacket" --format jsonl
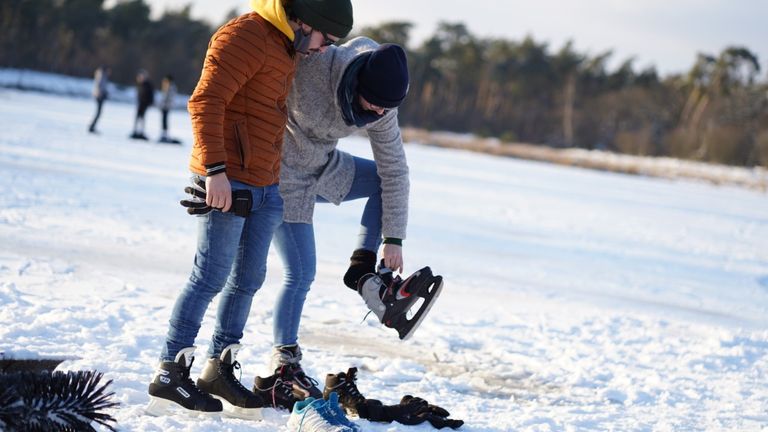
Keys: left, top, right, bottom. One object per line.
{"left": 188, "top": 12, "right": 297, "bottom": 186}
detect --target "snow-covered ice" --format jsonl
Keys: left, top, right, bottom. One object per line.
{"left": 1, "top": 88, "right": 767, "bottom": 431}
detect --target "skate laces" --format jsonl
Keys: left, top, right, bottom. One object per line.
{"left": 272, "top": 376, "right": 294, "bottom": 407}
{"left": 340, "top": 370, "right": 365, "bottom": 405}
{"left": 284, "top": 363, "right": 319, "bottom": 390}
{"left": 259, "top": 372, "right": 294, "bottom": 408}
{"left": 179, "top": 357, "right": 213, "bottom": 399}
{"left": 180, "top": 356, "right": 195, "bottom": 379}
{"left": 221, "top": 360, "right": 250, "bottom": 394}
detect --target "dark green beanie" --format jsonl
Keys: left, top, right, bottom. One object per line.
{"left": 292, "top": 0, "right": 353, "bottom": 38}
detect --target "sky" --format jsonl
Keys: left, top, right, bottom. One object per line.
{"left": 134, "top": 0, "right": 768, "bottom": 76}
{"left": 1, "top": 85, "right": 768, "bottom": 430}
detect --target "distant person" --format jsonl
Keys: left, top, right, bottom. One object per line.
{"left": 158, "top": 74, "right": 180, "bottom": 144}
{"left": 88, "top": 66, "right": 110, "bottom": 134}
{"left": 130, "top": 70, "right": 154, "bottom": 140}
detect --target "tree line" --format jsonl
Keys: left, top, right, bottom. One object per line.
{"left": 2, "top": 0, "right": 767, "bottom": 167}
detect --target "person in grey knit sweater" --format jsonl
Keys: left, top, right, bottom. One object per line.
{"left": 262, "top": 37, "right": 414, "bottom": 396}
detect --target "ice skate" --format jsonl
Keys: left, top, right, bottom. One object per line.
{"left": 253, "top": 370, "right": 300, "bottom": 410}
{"left": 323, "top": 367, "right": 367, "bottom": 415}
{"left": 358, "top": 261, "right": 444, "bottom": 340}
{"left": 270, "top": 344, "right": 322, "bottom": 400}
{"left": 146, "top": 346, "right": 222, "bottom": 417}
{"left": 129, "top": 131, "right": 148, "bottom": 140}
{"left": 158, "top": 135, "right": 182, "bottom": 145}
{"left": 196, "top": 344, "right": 264, "bottom": 420}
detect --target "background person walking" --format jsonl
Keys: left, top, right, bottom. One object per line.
{"left": 130, "top": 69, "right": 154, "bottom": 140}
{"left": 88, "top": 65, "right": 110, "bottom": 134}
{"left": 158, "top": 74, "right": 180, "bottom": 144}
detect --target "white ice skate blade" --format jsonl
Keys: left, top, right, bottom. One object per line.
{"left": 401, "top": 278, "right": 444, "bottom": 341}
{"left": 145, "top": 396, "right": 222, "bottom": 418}
{"left": 215, "top": 396, "right": 263, "bottom": 421}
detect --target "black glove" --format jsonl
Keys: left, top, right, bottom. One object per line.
{"left": 180, "top": 178, "right": 252, "bottom": 217}
{"left": 426, "top": 415, "right": 464, "bottom": 430}
{"left": 343, "top": 249, "right": 377, "bottom": 289}
{"left": 400, "top": 395, "right": 464, "bottom": 429}
{"left": 357, "top": 397, "right": 429, "bottom": 425}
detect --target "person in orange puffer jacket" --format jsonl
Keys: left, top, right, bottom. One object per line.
{"left": 147, "top": 0, "right": 353, "bottom": 420}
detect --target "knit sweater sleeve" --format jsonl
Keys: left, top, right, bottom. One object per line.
{"left": 187, "top": 17, "right": 267, "bottom": 168}
{"left": 367, "top": 112, "right": 409, "bottom": 240}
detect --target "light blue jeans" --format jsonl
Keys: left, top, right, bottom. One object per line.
{"left": 272, "top": 157, "right": 382, "bottom": 346}
{"left": 162, "top": 177, "right": 284, "bottom": 361}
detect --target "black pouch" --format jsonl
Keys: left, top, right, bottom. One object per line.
{"left": 230, "top": 189, "right": 252, "bottom": 217}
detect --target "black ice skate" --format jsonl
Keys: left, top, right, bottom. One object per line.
{"left": 158, "top": 136, "right": 182, "bottom": 145}
{"left": 323, "top": 367, "right": 367, "bottom": 415}
{"left": 146, "top": 347, "right": 223, "bottom": 417}
{"left": 196, "top": 344, "right": 264, "bottom": 420}
{"left": 252, "top": 371, "right": 300, "bottom": 410}
{"left": 358, "top": 262, "right": 444, "bottom": 340}
{"left": 270, "top": 345, "right": 322, "bottom": 400}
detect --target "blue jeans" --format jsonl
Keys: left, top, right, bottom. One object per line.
{"left": 272, "top": 157, "right": 382, "bottom": 346}
{"left": 161, "top": 177, "right": 284, "bottom": 361}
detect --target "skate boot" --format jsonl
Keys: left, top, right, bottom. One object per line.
{"left": 358, "top": 261, "right": 444, "bottom": 340}
{"left": 196, "top": 344, "right": 264, "bottom": 420}
{"left": 253, "top": 371, "right": 300, "bottom": 410}
{"left": 271, "top": 344, "right": 322, "bottom": 400}
{"left": 323, "top": 367, "right": 367, "bottom": 415}
{"left": 146, "top": 346, "right": 223, "bottom": 417}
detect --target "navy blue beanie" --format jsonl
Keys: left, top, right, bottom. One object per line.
{"left": 357, "top": 44, "right": 409, "bottom": 109}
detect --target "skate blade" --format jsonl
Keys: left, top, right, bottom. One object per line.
{"left": 216, "top": 396, "right": 264, "bottom": 421}
{"left": 145, "top": 396, "right": 171, "bottom": 416}
{"left": 145, "top": 396, "right": 222, "bottom": 418}
{"left": 399, "top": 277, "right": 444, "bottom": 341}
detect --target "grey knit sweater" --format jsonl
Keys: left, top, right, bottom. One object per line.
{"left": 280, "top": 37, "right": 409, "bottom": 239}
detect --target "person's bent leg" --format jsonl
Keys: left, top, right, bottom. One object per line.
{"left": 342, "top": 157, "right": 383, "bottom": 251}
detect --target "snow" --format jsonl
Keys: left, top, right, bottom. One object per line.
{"left": 1, "top": 88, "right": 767, "bottom": 431}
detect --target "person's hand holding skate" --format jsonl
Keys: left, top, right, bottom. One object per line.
{"left": 382, "top": 243, "right": 403, "bottom": 273}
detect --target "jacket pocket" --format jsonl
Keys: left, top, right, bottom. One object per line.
{"left": 233, "top": 119, "right": 251, "bottom": 170}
